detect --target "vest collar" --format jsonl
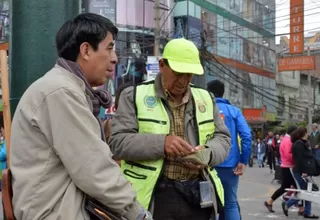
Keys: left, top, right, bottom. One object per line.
{"left": 154, "top": 74, "right": 166, "bottom": 99}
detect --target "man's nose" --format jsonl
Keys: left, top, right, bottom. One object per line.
{"left": 111, "top": 51, "right": 118, "bottom": 64}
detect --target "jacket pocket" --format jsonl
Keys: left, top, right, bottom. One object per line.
{"left": 199, "top": 119, "right": 214, "bottom": 125}
{"left": 138, "top": 118, "right": 167, "bottom": 125}
{"left": 123, "top": 169, "right": 147, "bottom": 179}
{"left": 125, "top": 161, "right": 157, "bottom": 171}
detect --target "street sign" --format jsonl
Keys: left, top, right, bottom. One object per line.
{"left": 278, "top": 56, "right": 315, "bottom": 71}
{"left": 147, "top": 56, "right": 161, "bottom": 80}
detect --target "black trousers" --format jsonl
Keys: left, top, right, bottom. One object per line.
{"left": 271, "top": 167, "right": 296, "bottom": 201}
{"left": 153, "top": 181, "right": 213, "bottom": 220}
{"left": 268, "top": 150, "right": 276, "bottom": 171}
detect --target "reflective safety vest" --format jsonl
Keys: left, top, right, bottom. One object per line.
{"left": 121, "top": 81, "right": 224, "bottom": 210}
{"left": 238, "top": 135, "right": 242, "bottom": 153}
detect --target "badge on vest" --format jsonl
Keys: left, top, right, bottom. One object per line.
{"left": 144, "top": 96, "right": 158, "bottom": 108}
{"left": 196, "top": 100, "right": 207, "bottom": 113}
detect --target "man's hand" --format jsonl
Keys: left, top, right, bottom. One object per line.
{"left": 181, "top": 161, "right": 207, "bottom": 170}
{"left": 315, "top": 145, "right": 319, "bottom": 149}
{"left": 164, "top": 136, "right": 195, "bottom": 157}
{"left": 234, "top": 163, "right": 246, "bottom": 176}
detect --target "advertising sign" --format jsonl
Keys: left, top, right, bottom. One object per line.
{"left": 290, "top": 0, "right": 304, "bottom": 54}
{"left": 147, "top": 56, "right": 161, "bottom": 80}
{"left": 89, "top": 0, "right": 116, "bottom": 23}
{"left": 278, "top": 56, "right": 315, "bottom": 71}
{"left": 243, "top": 106, "right": 267, "bottom": 123}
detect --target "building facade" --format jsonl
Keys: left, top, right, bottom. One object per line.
{"left": 277, "top": 32, "right": 320, "bottom": 123}
{"left": 173, "top": 0, "right": 277, "bottom": 136}
{"left": 83, "top": 0, "right": 277, "bottom": 131}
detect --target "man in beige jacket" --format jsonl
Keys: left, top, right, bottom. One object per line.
{"left": 10, "top": 13, "right": 151, "bottom": 220}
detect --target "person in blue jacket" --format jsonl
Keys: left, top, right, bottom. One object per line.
{"left": 207, "top": 80, "right": 252, "bottom": 220}
{"left": 0, "top": 135, "right": 7, "bottom": 191}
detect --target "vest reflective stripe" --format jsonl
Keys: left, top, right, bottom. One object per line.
{"left": 121, "top": 81, "right": 224, "bottom": 209}
{"left": 238, "top": 135, "right": 242, "bottom": 153}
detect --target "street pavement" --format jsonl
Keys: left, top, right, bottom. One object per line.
{"left": 239, "top": 165, "right": 320, "bottom": 220}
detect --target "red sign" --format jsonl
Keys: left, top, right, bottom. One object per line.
{"left": 243, "top": 106, "right": 267, "bottom": 122}
{"left": 290, "top": 0, "right": 304, "bottom": 54}
{"left": 278, "top": 56, "right": 315, "bottom": 71}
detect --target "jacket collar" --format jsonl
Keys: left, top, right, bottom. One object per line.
{"left": 215, "top": 97, "right": 231, "bottom": 105}
{"left": 154, "top": 73, "right": 167, "bottom": 99}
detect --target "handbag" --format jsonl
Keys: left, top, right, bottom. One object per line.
{"left": 85, "top": 196, "right": 123, "bottom": 220}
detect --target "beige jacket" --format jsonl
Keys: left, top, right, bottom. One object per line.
{"left": 10, "top": 65, "right": 143, "bottom": 220}
{"left": 109, "top": 74, "right": 231, "bottom": 216}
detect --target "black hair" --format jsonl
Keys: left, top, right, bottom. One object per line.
{"left": 115, "top": 82, "right": 134, "bottom": 109}
{"left": 206, "top": 80, "right": 225, "bottom": 98}
{"left": 287, "top": 125, "right": 297, "bottom": 135}
{"left": 291, "top": 127, "right": 307, "bottom": 143}
{"left": 56, "top": 13, "right": 118, "bottom": 61}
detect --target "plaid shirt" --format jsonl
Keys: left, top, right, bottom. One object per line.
{"left": 162, "top": 80, "right": 200, "bottom": 180}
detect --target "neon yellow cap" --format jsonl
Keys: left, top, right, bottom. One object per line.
{"left": 162, "top": 38, "right": 204, "bottom": 75}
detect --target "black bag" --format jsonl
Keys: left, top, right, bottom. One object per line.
{"left": 85, "top": 197, "right": 122, "bottom": 220}
{"left": 173, "top": 179, "right": 201, "bottom": 207}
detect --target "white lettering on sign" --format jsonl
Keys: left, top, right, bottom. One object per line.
{"left": 292, "top": 17, "right": 301, "bottom": 23}
{"left": 293, "top": 26, "right": 300, "bottom": 33}
{"left": 293, "top": 45, "right": 300, "bottom": 52}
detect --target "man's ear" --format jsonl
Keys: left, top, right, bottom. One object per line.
{"left": 159, "top": 59, "right": 165, "bottom": 68}
{"left": 79, "top": 42, "right": 90, "bottom": 61}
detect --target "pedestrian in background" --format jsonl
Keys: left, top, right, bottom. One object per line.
{"left": 0, "top": 126, "right": 6, "bottom": 191}
{"left": 207, "top": 79, "right": 252, "bottom": 220}
{"left": 265, "top": 131, "right": 276, "bottom": 173}
{"left": 282, "top": 127, "right": 319, "bottom": 219}
{"left": 264, "top": 125, "right": 305, "bottom": 215}
{"left": 309, "top": 123, "right": 320, "bottom": 160}
{"left": 255, "top": 138, "right": 266, "bottom": 168}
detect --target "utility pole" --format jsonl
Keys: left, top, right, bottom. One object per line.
{"left": 154, "top": 0, "right": 160, "bottom": 56}
{"left": 307, "top": 46, "right": 312, "bottom": 133}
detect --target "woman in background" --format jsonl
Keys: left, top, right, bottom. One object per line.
{"left": 264, "top": 126, "right": 302, "bottom": 213}
{"left": 282, "top": 127, "right": 319, "bottom": 219}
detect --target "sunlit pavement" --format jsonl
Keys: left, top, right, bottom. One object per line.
{"left": 239, "top": 164, "right": 320, "bottom": 220}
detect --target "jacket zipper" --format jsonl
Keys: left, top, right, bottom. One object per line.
{"left": 138, "top": 118, "right": 167, "bottom": 125}
{"left": 125, "top": 161, "right": 157, "bottom": 171}
{"left": 199, "top": 119, "right": 214, "bottom": 125}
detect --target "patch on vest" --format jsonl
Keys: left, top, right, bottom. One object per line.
{"left": 196, "top": 100, "right": 207, "bottom": 113}
{"left": 144, "top": 96, "right": 158, "bottom": 108}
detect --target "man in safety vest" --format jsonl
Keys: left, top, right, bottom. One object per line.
{"left": 109, "top": 38, "right": 231, "bottom": 220}
{"left": 207, "top": 80, "right": 252, "bottom": 220}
